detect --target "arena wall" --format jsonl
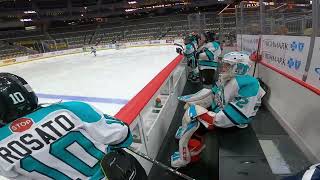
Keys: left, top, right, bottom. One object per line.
{"left": 237, "top": 34, "right": 320, "bottom": 163}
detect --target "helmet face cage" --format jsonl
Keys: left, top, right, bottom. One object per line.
{"left": 201, "top": 31, "right": 215, "bottom": 43}
{"left": 220, "top": 52, "right": 252, "bottom": 77}
{"left": 184, "top": 34, "right": 198, "bottom": 45}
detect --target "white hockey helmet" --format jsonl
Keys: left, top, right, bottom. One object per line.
{"left": 221, "top": 51, "right": 252, "bottom": 76}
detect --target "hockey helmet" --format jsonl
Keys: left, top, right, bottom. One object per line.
{"left": 0, "top": 73, "right": 38, "bottom": 124}
{"left": 184, "top": 34, "right": 198, "bottom": 45}
{"left": 201, "top": 31, "right": 216, "bottom": 42}
{"left": 221, "top": 51, "right": 252, "bottom": 76}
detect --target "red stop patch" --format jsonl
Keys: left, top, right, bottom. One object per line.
{"left": 10, "top": 118, "right": 34, "bottom": 133}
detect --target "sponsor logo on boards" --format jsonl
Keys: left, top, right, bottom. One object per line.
{"left": 3, "top": 59, "right": 16, "bottom": 64}
{"left": 28, "top": 54, "right": 43, "bottom": 59}
{"left": 150, "top": 40, "right": 160, "bottom": 44}
{"left": 263, "top": 51, "right": 301, "bottom": 71}
{"left": 263, "top": 52, "right": 286, "bottom": 66}
{"left": 290, "top": 41, "right": 304, "bottom": 52}
{"left": 263, "top": 39, "right": 288, "bottom": 50}
{"left": 287, "top": 58, "right": 302, "bottom": 70}
{"left": 315, "top": 68, "right": 320, "bottom": 80}
{"left": 263, "top": 39, "right": 305, "bottom": 52}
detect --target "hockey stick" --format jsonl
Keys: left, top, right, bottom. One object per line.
{"left": 126, "top": 147, "right": 196, "bottom": 180}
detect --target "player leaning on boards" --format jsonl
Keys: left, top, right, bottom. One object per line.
{"left": 196, "top": 31, "right": 222, "bottom": 86}
{"left": 176, "top": 33, "right": 199, "bottom": 82}
{"left": 171, "top": 52, "right": 266, "bottom": 168}
{"left": 0, "top": 73, "right": 145, "bottom": 180}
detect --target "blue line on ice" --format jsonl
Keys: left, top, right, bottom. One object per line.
{"left": 36, "top": 93, "right": 129, "bottom": 105}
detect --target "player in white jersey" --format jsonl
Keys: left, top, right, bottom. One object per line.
{"left": 171, "top": 51, "right": 265, "bottom": 168}
{"left": 0, "top": 73, "right": 137, "bottom": 180}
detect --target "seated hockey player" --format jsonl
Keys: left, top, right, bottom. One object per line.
{"left": 0, "top": 73, "right": 138, "bottom": 180}
{"left": 171, "top": 51, "right": 265, "bottom": 168}
{"left": 196, "top": 31, "right": 222, "bottom": 86}
{"left": 176, "top": 33, "right": 199, "bottom": 82}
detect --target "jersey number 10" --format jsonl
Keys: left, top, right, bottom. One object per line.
{"left": 20, "top": 131, "right": 105, "bottom": 179}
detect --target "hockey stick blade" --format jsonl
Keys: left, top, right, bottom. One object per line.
{"left": 126, "top": 147, "right": 196, "bottom": 180}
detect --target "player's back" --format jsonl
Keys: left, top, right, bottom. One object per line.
{"left": 0, "top": 101, "right": 129, "bottom": 180}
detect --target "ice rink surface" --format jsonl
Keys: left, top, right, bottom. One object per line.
{"left": 0, "top": 45, "right": 177, "bottom": 115}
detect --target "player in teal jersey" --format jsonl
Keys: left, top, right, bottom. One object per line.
{"left": 0, "top": 73, "right": 137, "bottom": 180}
{"left": 196, "top": 31, "right": 222, "bottom": 86}
{"left": 176, "top": 33, "right": 200, "bottom": 82}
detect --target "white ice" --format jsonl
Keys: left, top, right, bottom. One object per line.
{"left": 0, "top": 45, "right": 177, "bottom": 116}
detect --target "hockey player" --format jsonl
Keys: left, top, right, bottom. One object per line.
{"left": 171, "top": 51, "right": 265, "bottom": 168}
{"left": 196, "top": 31, "right": 222, "bottom": 86}
{"left": 91, "top": 47, "right": 97, "bottom": 56}
{"left": 176, "top": 33, "right": 199, "bottom": 82}
{"left": 0, "top": 73, "right": 134, "bottom": 180}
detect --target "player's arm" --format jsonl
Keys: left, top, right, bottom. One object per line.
{"left": 214, "top": 85, "right": 264, "bottom": 126}
{"left": 85, "top": 111, "right": 132, "bottom": 148}
{"left": 197, "top": 42, "right": 221, "bottom": 60}
{"left": 69, "top": 102, "right": 132, "bottom": 148}
{"left": 183, "top": 44, "right": 195, "bottom": 56}
{"left": 215, "top": 96, "right": 253, "bottom": 126}
{"left": 197, "top": 47, "right": 214, "bottom": 60}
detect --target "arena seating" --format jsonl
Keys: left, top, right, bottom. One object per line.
{"left": 0, "top": 13, "right": 229, "bottom": 60}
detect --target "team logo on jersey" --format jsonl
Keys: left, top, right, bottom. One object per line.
{"left": 10, "top": 118, "right": 34, "bottom": 133}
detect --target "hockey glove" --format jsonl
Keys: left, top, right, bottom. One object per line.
{"left": 176, "top": 48, "right": 183, "bottom": 55}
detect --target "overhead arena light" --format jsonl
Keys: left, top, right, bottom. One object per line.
{"left": 20, "top": 18, "right": 32, "bottom": 22}
{"left": 128, "top": 1, "right": 137, "bottom": 4}
{"left": 24, "top": 10, "right": 36, "bottom": 14}
{"left": 25, "top": 26, "right": 36, "bottom": 30}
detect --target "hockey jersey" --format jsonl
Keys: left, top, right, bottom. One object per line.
{"left": 178, "top": 75, "right": 265, "bottom": 128}
{"left": 212, "top": 75, "right": 265, "bottom": 127}
{"left": 184, "top": 40, "right": 198, "bottom": 68}
{"left": 0, "top": 101, "right": 132, "bottom": 180}
{"left": 198, "top": 41, "right": 221, "bottom": 70}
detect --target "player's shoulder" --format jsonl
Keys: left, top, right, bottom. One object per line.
{"left": 234, "top": 75, "right": 259, "bottom": 97}
{"left": 207, "top": 41, "right": 220, "bottom": 49}
{"left": 23, "top": 101, "right": 103, "bottom": 124}
{"left": 185, "top": 43, "right": 194, "bottom": 50}
{"left": 54, "top": 101, "right": 103, "bottom": 123}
